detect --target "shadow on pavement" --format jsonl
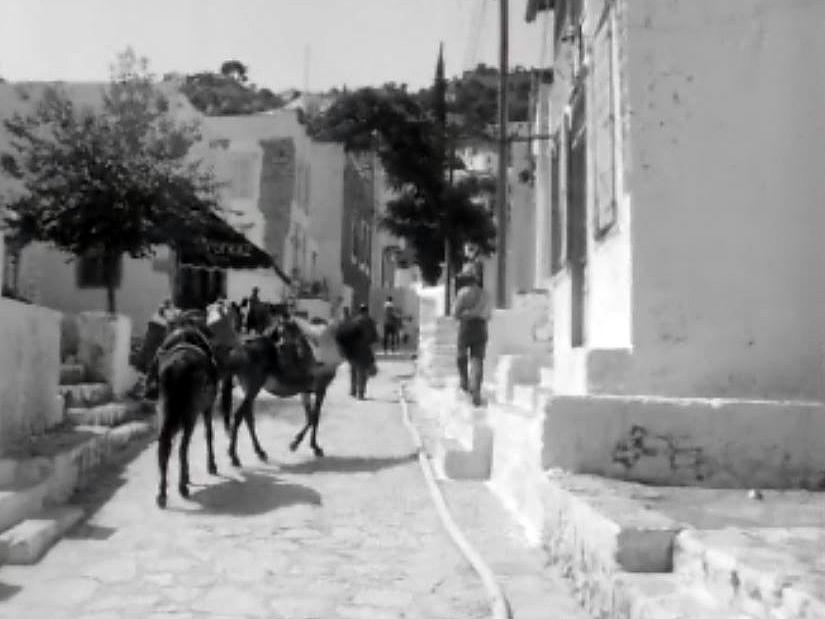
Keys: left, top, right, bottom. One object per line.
{"left": 64, "top": 522, "right": 117, "bottom": 541}
{"left": 0, "top": 582, "right": 21, "bottom": 602}
{"left": 186, "top": 471, "right": 322, "bottom": 516}
{"left": 277, "top": 453, "right": 417, "bottom": 475}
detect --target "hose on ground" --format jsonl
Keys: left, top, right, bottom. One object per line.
{"left": 399, "top": 382, "right": 512, "bottom": 619}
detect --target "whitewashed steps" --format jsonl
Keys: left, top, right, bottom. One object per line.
{"left": 67, "top": 402, "right": 135, "bottom": 427}
{"left": 0, "top": 506, "right": 84, "bottom": 564}
{"left": 59, "top": 382, "right": 112, "bottom": 408}
{"left": 58, "top": 363, "right": 86, "bottom": 386}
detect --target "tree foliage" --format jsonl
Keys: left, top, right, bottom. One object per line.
{"left": 181, "top": 60, "right": 282, "bottom": 115}
{"left": 219, "top": 59, "right": 248, "bottom": 83}
{"left": 309, "top": 84, "right": 497, "bottom": 285}
{"left": 0, "top": 48, "right": 221, "bottom": 313}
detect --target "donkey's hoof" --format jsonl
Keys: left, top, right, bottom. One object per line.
{"left": 230, "top": 454, "right": 241, "bottom": 468}
{"left": 156, "top": 494, "right": 167, "bottom": 509}
{"left": 207, "top": 462, "right": 218, "bottom": 475}
{"left": 179, "top": 484, "right": 190, "bottom": 498}
{"left": 256, "top": 450, "right": 269, "bottom": 462}
{"left": 312, "top": 446, "right": 325, "bottom": 458}
{"left": 289, "top": 439, "right": 300, "bottom": 452}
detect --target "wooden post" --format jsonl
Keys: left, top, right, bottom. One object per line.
{"left": 496, "top": 0, "right": 509, "bottom": 309}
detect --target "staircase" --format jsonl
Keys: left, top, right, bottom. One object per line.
{"left": 0, "top": 359, "right": 154, "bottom": 566}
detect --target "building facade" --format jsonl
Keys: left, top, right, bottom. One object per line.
{"left": 512, "top": 0, "right": 825, "bottom": 487}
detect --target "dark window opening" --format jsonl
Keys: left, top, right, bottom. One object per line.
{"left": 76, "top": 252, "right": 123, "bottom": 289}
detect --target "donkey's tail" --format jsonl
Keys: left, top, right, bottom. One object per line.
{"left": 220, "top": 374, "right": 234, "bottom": 434}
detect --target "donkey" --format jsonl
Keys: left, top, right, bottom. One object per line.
{"left": 155, "top": 338, "right": 219, "bottom": 509}
{"left": 220, "top": 314, "right": 378, "bottom": 466}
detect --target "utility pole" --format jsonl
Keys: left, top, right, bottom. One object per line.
{"left": 496, "top": 0, "right": 510, "bottom": 309}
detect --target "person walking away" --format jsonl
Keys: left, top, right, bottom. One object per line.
{"left": 246, "top": 287, "right": 263, "bottom": 334}
{"left": 350, "top": 304, "right": 379, "bottom": 399}
{"left": 383, "top": 296, "right": 399, "bottom": 353}
{"left": 453, "top": 267, "right": 491, "bottom": 407}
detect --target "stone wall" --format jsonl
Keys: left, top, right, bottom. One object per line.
{"left": 0, "top": 298, "right": 62, "bottom": 454}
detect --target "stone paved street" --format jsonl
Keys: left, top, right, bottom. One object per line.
{"left": 0, "top": 362, "right": 490, "bottom": 619}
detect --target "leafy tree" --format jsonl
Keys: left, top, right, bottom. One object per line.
{"left": 181, "top": 61, "right": 282, "bottom": 115}
{"left": 220, "top": 59, "right": 248, "bottom": 83}
{"left": 309, "top": 83, "right": 497, "bottom": 285}
{"left": 0, "top": 48, "right": 221, "bottom": 314}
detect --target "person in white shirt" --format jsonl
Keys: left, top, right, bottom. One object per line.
{"left": 452, "top": 265, "right": 491, "bottom": 406}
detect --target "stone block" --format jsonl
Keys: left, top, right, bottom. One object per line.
{"left": 76, "top": 312, "right": 136, "bottom": 398}
{"left": 539, "top": 472, "right": 682, "bottom": 617}
{"left": 437, "top": 425, "right": 493, "bottom": 480}
{"left": 1, "top": 506, "right": 84, "bottom": 564}
{"left": 488, "top": 401, "right": 547, "bottom": 544}
{"left": 0, "top": 478, "right": 50, "bottom": 533}
{"left": 674, "top": 528, "right": 825, "bottom": 619}
{"left": 59, "top": 383, "right": 112, "bottom": 408}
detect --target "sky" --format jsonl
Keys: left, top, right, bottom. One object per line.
{"left": 0, "top": 0, "right": 553, "bottom": 92}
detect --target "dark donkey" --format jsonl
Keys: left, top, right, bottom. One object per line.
{"left": 220, "top": 315, "right": 378, "bottom": 466}
{"left": 143, "top": 309, "right": 237, "bottom": 508}
{"left": 154, "top": 320, "right": 220, "bottom": 509}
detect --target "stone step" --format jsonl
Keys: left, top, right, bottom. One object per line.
{"left": 67, "top": 402, "right": 135, "bottom": 427}
{"left": 58, "top": 382, "right": 112, "bottom": 408}
{"left": 673, "top": 528, "right": 825, "bottom": 619}
{"left": 0, "top": 506, "right": 85, "bottom": 565}
{"left": 539, "top": 366, "right": 554, "bottom": 389}
{"left": 0, "top": 457, "right": 52, "bottom": 489}
{"left": 59, "top": 363, "right": 86, "bottom": 385}
{"left": 0, "top": 477, "right": 51, "bottom": 534}
{"left": 614, "top": 573, "right": 755, "bottom": 619}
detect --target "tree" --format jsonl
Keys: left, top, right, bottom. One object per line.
{"left": 220, "top": 60, "right": 248, "bottom": 83}
{"left": 310, "top": 80, "right": 497, "bottom": 285}
{"left": 0, "top": 48, "right": 221, "bottom": 314}
{"left": 181, "top": 67, "right": 283, "bottom": 116}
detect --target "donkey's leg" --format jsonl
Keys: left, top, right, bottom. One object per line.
{"left": 203, "top": 405, "right": 217, "bottom": 475}
{"left": 228, "top": 397, "right": 247, "bottom": 468}
{"left": 241, "top": 386, "right": 267, "bottom": 462}
{"left": 156, "top": 419, "right": 174, "bottom": 509}
{"left": 309, "top": 387, "right": 328, "bottom": 458}
{"left": 178, "top": 422, "right": 194, "bottom": 498}
{"left": 289, "top": 392, "right": 313, "bottom": 452}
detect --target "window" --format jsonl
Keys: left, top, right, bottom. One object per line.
{"left": 566, "top": 87, "right": 587, "bottom": 264}
{"left": 76, "top": 252, "right": 123, "bottom": 289}
{"left": 592, "top": 8, "right": 618, "bottom": 236}
{"left": 550, "top": 133, "right": 564, "bottom": 274}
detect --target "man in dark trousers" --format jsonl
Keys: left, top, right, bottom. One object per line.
{"left": 453, "top": 265, "right": 491, "bottom": 407}
{"left": 382, "top": 295, "right": 400, "bottom": 353}
{"left": 350, "top": 304, "right": 379, "bottom": 399}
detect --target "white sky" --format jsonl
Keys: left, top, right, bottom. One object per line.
{"left": 0, "top": 0, "right": 551, "bottom": 91}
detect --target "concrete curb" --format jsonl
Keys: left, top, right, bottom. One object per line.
{"left": 399, "top": 382, "right": 512, "bottom": 619}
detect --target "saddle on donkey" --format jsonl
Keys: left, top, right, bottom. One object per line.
{"left": 144, "top": 320, "right": 220, "bottom": 401}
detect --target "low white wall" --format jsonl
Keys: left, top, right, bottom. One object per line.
{"left": 0, "top": 298, "right": 62, "bottom": 453}
{"left": 541, "top": 394, "right": 825, "bottom": 489}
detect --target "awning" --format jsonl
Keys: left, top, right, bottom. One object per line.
{"left": 525, "top": 0, "right": 555, "bottom": 22}
{"left": 176, "top": 213, "right": 291, "bottom": 283}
